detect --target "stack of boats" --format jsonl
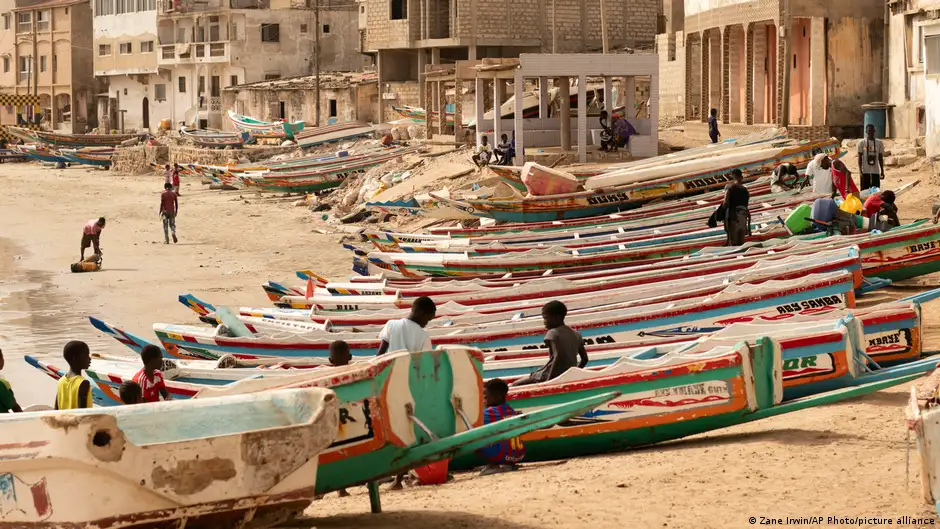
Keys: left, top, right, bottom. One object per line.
{"left": 184, "top": 144, "right": 419, "bottom": 194}
{"left": 5, "top": 127, "right": 146, "bottom": 167}
{"left": 10, "top": 128, "right": 940, "bottom": 526}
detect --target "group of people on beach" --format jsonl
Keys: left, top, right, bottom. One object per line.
{"left": 714, "top": 122, "right": 908, "bottom": 246}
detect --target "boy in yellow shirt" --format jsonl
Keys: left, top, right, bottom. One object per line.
{"left": 55, "top": 341, "right": 92, "bottom": 410}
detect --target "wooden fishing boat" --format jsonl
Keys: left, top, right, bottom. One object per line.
{"left": 0, "top": 387, "right": 338, "bottom": 528}
{"left": 0, "top": 148, "right": 25, "bottom": 162}
{"left": 180, "top": 127, "right": 252, "bottom": 148}
{"left": 6, "top": 126, "right": 146, "bottom": 147}
{"left": 449, "top": 335, "right": 926, "bottom": 468}
{"left": 58, "top": 149, "right": 113, "bottom": 167}
{"left": 392, "top": 105, "right": 456, "bottom": 126}
{"left": 145, "top": 271, "right": 855, "bottom": 359}
{"left": 906, "top": 378, "right": 940, "bottom": 519}
{"left": 14, "top": 144, "right": 67, "bottom": 164}
{"left": 414, "top": 138, "right": 838, "bottom": 222}
{"left": 227, "top": 110, "right": 305, "bottom": 139}
{"left": 293, "top": 122, "right": 375, "bottom": 148}
{"left": 363, "top": 220, "right": 940, "bottom": 281}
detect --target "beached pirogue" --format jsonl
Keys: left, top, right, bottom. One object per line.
{"left": 22, "top": 348, "right": 616, "bottom": 506}
{"left": 0, "top": 388, "right": 339, "bottom": 528}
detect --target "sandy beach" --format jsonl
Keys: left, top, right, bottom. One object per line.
{"left": 2, "top": 159, "right": 940, "bottom": 528}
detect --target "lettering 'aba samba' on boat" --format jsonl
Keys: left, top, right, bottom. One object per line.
{"left": 775, "top": 295, "right": 843, "bottom": 315}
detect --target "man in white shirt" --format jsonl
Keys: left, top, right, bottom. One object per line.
{"left": 807, "top": 153, "right": 834, "bottom": 197}
{"left": 376, "top": 296, "right": 436, "bottom": 355}
{"left": 857, "top": 124, "right": 886, "bottom": 191}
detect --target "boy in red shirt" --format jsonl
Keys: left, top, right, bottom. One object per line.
{"left": 133, "top": 345, "right": 171, "bottom": 403}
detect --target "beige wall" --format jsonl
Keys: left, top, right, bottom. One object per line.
{"left": 223, "top": 82, "right": 378, "bottom": 127}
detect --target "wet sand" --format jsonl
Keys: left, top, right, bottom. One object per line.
{"left": 1, "top": 162, "right": 940, "bottom": 528}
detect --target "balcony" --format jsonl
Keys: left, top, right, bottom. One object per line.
{"left": 158, "top": 41, "right": 229, "bottom": 65}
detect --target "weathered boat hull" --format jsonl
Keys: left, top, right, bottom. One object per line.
{"left": 0, "top": 388, "right": 338, "bottom": 528}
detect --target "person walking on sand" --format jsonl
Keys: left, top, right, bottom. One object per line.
{"left": 160, "top": 183, "right": 179, "bottom": 244}
{"left": 80, "top": 217, "right": 105, "bottom": 260}
{"left": 163, "top": 164, "right": 173, "bottom": 186}
{"left": 708, "top": 108, "right": 720, "bottom": 144}
{"left": 172, "top": 164, "right": 182, "bottom": 196}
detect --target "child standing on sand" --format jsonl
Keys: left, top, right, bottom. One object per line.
{"left": 56, "top": 341, "right": 92, "bottom": 409}
{"left": 0, "top": 348, "right": 22, "bottom": 413}
{"left": 132, "top": 345, "right": 171, "bottom": 403}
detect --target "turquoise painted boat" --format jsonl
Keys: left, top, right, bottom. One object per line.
{"left": 450, "top": 335, "right": 928, "bottom": 469}
{"left": 228, "top": 110, "right": 305, "bottom": 140}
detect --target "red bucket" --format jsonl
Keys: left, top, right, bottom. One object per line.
{"left": 412, "top": 458, "right": 450, "bottom": 485}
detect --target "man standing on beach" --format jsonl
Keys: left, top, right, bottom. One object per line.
{"left": 160, "top": 183, "right": 179, "bottom": 244}
{"left": 857, "top": 124, "right": 886, "bottom": 192}
{"left": 80, "top": 217, "right": 105, "bottom": 260}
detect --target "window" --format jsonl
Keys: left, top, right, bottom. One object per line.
{"left": 2, "top": 57, "right": 8, "bottom": 73}
{"left": 329, "top": 99, "right": 337, "bottom": 117}
{"left": 390, "top": 0, "right": 406, "bottom": 20}
{"left": 198, "top": 75, "right": 205, "bottom": 94}
{"left": 260, "top": 23, "right": 279, "bottom": 42}
{"left": 39, "top": 55, "right": 45, "bottom": 72}
{"left": 927, "top": 34, "right": 940, "bottom": 75}
{"left": 360, "top": 5, "right": 364, "bottom": 12}
{"left": 300, "top": 23, "right": 307, "bottom": 33}
{"left": 210, "top": 75, "right": 220, "bottom": 97}
{"left": 230, "top": 22, "right": 238, "bottom": 40}
{"left": 264, "top": 73, "right": 280, "bottom": 80}
{"left": 154, "top": 83, "right": 166, "bottom": 101}
{"left": 178, "top": 76, "right": 186, "bottom": 92}
{"left": 98, "top": 44, "right": 111, "bottom": 56}
{"left": 3, "top": 14, "right": 8, "bottom": 30}
{"left": 229, "top": 74, "right": 238, "bottom": 86}
{"left": 17, "top": 56, "right": 27, "bottom": 82}
{"left": 119, "top": 42, "right": 132, "bottom": 54}
{"left": 94, "top": 0, "right": 114, "bottom": 16}
{"left": 17, "top": 13, "right": 30, "bottom": 33}
{"left": 140, "top": 40, "right": 154, "bottom": 53}
{"left": 36, "top": 10, "right": 49, "bottom": 31}
{"left": 323, "top": 24, "right": 330, "bottom": 34}
{"left": 52, "top": 54, "right": 56, "bottom": 71}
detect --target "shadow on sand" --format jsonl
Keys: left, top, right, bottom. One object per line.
{"left": 285, "top": 511, "right": 541, "bottom": 529}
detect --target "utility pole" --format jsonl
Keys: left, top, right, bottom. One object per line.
{"left": 551, "top": 0, "right": 557, "bottom": 53}
{"left": 600, "top": 0, "right": 608, "bottom": 54}
{"left": 314, "top": 0, "right": 321, "bottom": 127}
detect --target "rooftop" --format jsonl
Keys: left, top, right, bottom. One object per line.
{"left": 225, "top": 71, "right": 377, "bottom": 91}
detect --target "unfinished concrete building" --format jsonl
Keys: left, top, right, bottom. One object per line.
{"left": 657, "top": 0, "right": 884, "bottom": 140}
{"left": 886, "top": 0, "right": 938, "bottom": 147}
{"left": 361, "top": 0, "right": 662, "bottom": 123}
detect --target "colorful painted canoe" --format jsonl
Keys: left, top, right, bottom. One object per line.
{"left": 228, "top": 110, "right": 305, "bottom": 140}
{"left": 146, "top": 271, "right": 855, "bottom": 359}
{"left": 14, "top": 144, "right": 67, "bottom": 164}
{"left": 180, "top": 127, "right": 252, "bottom": 148}
{"left": 450, "top": 335, "right": 927, "bottom": 468}
{"left": 906, "top": 380, "right": 940, "bottom": 518}
{"left": 0, "top": 387, "right": 338, "bottom": 528}
{"left": 293, "top": 122, "right": 375, "bottom": 149}
{"left": 58, "top": 150, "right": 113, "bottom": 167}
{"left": 412, "top": 139, "right": 838, "bottom": 222}
{"left": 6, "top": 126, "right": 146, "bottom": 147}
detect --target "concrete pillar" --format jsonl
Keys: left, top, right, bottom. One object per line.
{"left": 468, "top": 45, "right": 477, "bottom": 60}
{"left": 437, "top": 80, "right": 446, "bottom": 136}
{"left": 454, "top": 79, "right": 464, "bottom": 141}
{"left": 685, "top": 34, "right": 694, "bottom": 121}
{"left": 418, "top": 48, "right": 428, "bottom": 118}
{"left": 514, "top": 71, "right": 525, "bottom": 165}
{"left": 559, "top": 77, "right": 571, "bottom": 151}
{"left": 753, "top": 24, "right": 766, "bottom": 123}
{"left": 538, "top": 76, "right": 550, "bottom": 118}
{"left": 475, "top": 76, "right": 485, "bottom": 145}
{"left": 776, "top": 21, "right": 789, "bottom": 127}
{"left": 492, "top": 78, "right": 501, "bottom": 146}
{"left": 720, "top": 26, "right": 730, "bottom": 124}
{"left": 377, "top": 51, "right": 385, "bottom": 124}
{"left": 577, "top": 74, "right": 587, "bottom": 162}
{"left": 729, "top": 26, "right": 742, "bottom": 123}
{"left": 604, "top": 76, "right": 613, "bottom": 112}
{"left": 424, "top": 76, "right": 433, "bottom": 138}
{"left": 809, "top": 16, "right": 825, "bottom": 126}
{"left": 623, "top": 76, "right": 635, "bottom": 118}
{"left": 700, "top": 31, "right": 710, "bottom": 123}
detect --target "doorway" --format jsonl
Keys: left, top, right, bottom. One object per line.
{"left": 142, "top": 97, "right": 150, "bottom": 129}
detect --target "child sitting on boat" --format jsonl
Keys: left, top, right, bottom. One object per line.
{"left": 132, "top": 345, "right": 171, "bottom": 403}
{"left": 512, "top": 301, "right": 588, "bottom": 387}
{"left": 478, "top": 378, "right": 526, "bottom": 475}
{"left": 119, "top": 381, "right": 142, "bottom": 405}
{"left": 56, "top": 341, "right": 92, "bottom": 410}
{"left": 0, "top": 348, "right": 22, "bottom": 413}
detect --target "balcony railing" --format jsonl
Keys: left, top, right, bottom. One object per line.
{"left": 157, "top": 41, "right": 228, "bottom": 64}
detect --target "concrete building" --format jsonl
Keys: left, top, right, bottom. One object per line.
{"left": 657, "top": 0, "right": 884, "bottom": 141}
{"left": 889, "top": 1, "right": 940, "bottom": 156}
{"left": 93, "top": 0, "right": 164, "bottom": 132}
{"left": 154, "top": 0, "right": 361, "bottom": 130}
{"left": 0, "top": 0, "right": 97, "bottom": 132}
{"left": 887, "top": 1, "right": 937, "bottom": 143}
{"left": 222, "top": 71, "right": 377, "bottom": 126}
{"left": 360, "top": 0, "right": 662, "bottom": 123}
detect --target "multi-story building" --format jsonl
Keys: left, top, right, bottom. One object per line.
{"left": 153, "top": 0, "right": 360, "bottom": 130}
{"left": 93, "top": 0, "right": 163, "bottom": 132}
{"left": 0, "top": 0, "right": 97, "bottom": 133}
{"left": 886, "top": 0, "right": 938, "bottom": 148}
{"left": 359, "top": 0, "right": 662, "bottom": 122}
{"left": 657, "top": 0, "right": 885, "bottom": 141}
